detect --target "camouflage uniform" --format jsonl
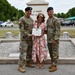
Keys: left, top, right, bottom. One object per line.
{"left": 18, "top": 15, "right": 33, "bottom": 67}
{"left": 46, "top": 16, "right": 60, "bottom": 65}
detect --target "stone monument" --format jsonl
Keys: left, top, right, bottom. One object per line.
{"left": 27, "top": 0, "right": 49, "bottom": 21}
{"left": 6, "top": 32, "right": 12, "bottom": 39}
{"left": 62, "top": 32, "right": 70, "bottom": 38}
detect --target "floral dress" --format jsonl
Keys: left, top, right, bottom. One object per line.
{"left": 32, "top": 22, "right": 47, "bottom": 63}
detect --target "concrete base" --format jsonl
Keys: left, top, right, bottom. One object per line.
{"left": 9, "top": 53, "right": 20, "bottom": 58}
{"left": 0, "top": 57, "right": 75, "bottom": 64}
{"left": 0, "top": 39, "right": 75, "bottom": 64}
{"left": 70, "top": 38, "right": 75, "bottom": 46}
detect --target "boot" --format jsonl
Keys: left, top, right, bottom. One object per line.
{"left": 25, "top": 63, "right": 34, "bottom": 68}
{"left": 49, "top": 65, "right": 57, "bottom": 72}
{"left": 49, "top": 64, "right": 54, "bottom": 69}
{"left": 18, "top": 67, "right": 26, "bottom": 73}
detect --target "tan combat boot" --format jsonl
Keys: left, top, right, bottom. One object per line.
{"left": 49, "top": 65, "right": 57, "bottom": 72}
{"left": 49, "top": 64, "right": 54, "bottom": 69}
{"left": 18, "top": 67, "right": 26, "bottom": 73}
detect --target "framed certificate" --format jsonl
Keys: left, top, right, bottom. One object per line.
{"left": 32, "top": 28, "right": 42, "bottom": 36}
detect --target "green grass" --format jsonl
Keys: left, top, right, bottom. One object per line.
{"left": 0, "top": 30, "right": 19, "bottom": 38}
{"left": 0, "top": 30, "right": 75, "bottom": 38}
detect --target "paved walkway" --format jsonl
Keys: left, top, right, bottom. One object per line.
{"left": 0, "top": 64, "right": 75, "bottom": 75}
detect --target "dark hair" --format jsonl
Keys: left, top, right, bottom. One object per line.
{"left": 37, "top": 13, "right": 45, "bottom": 23}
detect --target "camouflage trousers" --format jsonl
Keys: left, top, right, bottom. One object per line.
{"left": 48, "top": 41, "right": 59, "bottom": 65}
{"left": 18, "top": 40, "right": 32, "bottom": 67}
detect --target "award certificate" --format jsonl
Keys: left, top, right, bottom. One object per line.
{"left": 32, "top": 28, "right": 42, "bottom": 36}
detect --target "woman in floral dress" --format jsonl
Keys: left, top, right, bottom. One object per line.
{"left": 32, "top": 13, "right": 47, "bottom": 69}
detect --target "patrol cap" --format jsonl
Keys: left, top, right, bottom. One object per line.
{"left": 25, "top": 7, "right": 32, "bottom": 11}
{"left": 47, "top": 7, "right": 53, "bottom": 12}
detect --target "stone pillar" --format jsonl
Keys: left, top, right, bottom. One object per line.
{"left": 62, "top": 32, "right": 70, "bottom": 39}
{"left": 27, "top": 0, "right": 49, "bottom": 21}
{"left": 6, "top": 32, "right": 12, "bottom": 39}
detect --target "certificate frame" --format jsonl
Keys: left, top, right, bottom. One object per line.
{"left": 32, "top": 28, "right": 42, "bottom": 36}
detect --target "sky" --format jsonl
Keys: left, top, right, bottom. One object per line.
{"left": 7, "top": 0, "right": 75, "bottom": 13}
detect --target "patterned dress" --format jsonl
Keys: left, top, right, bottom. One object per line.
{"left": 32, "top": 22, "right": 47, "bottom": 63}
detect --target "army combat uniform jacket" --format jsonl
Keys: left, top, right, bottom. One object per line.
{"left": 19, "top": 15, "right": 33, "bottom": 41}
{"left": 46, "top": 16, "right": 60, "bottom": 43}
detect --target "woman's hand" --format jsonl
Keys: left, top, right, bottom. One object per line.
{"left": 28, "top": 34, "right": 34, "bottom": 37}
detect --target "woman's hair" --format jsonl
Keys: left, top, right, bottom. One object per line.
{"left": 37, "top": 13, "right": 45, "bottom": 23}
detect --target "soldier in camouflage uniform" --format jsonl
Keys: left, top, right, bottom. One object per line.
{"left": 46, "top": 7, "right": 60, "bottom": 72}
{"left": 18, "top": 7, "right": 34, "bottom": 73}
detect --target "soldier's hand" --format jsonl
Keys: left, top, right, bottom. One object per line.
{"left": 52, "top": 40, "right": 57, "bottom": 45}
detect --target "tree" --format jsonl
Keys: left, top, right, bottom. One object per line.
{"left": 54, "top": 7, "right": 75, "bottom": 18}
{"left": 67, "top": 7, "right": 75, "bottom": 17}
{"left": 56, "top": 13, "right": 61, "bottom": 18}
{"left": 0, "top": 0, "right": 24, "bottom": 21}
{"left": 61, "top": 13, "right": 66, "bottom": 18}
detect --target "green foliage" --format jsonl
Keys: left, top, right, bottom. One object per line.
{"left": 55, "top": 7, "right": 75, "bottom": 18}
{"left": 66, "top": 7, "right": 75, "bottom": 17}
{"left": 0, "top": 0, "right": 24, "bottom": 21}
{"left": 0, "top": 0, "right": 75, "bottom": 20}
